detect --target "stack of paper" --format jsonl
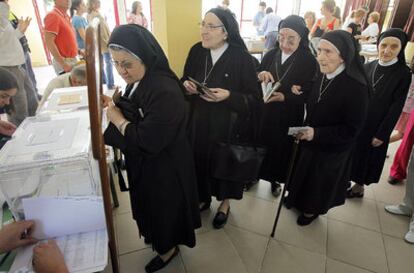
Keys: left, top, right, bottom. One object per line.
{"left": 10, "top": 196, "right": 108, "bottom": 273}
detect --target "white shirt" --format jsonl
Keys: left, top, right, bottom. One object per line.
{"left": 379, "top": 58, "right": 398, "bottom": 67}
{"left": 260, "top": 13, "right": 282, "bottom": 36}
{"left": 361, "top": 23, "right": 379, "bottom": 38}
{"left": 327, "top": 64, "right": 346, "bottom": 80}
{"left": 128, "top": 81, "right": 140, "bottom": 98}
{"left": 281, "top": 52, "right": 292, "bottom": 65}
{"left": 210, "top": 42, "right": 229, "bottom": 65}
{"left": 0, "top": 3, "right": 25, "bottom": 66}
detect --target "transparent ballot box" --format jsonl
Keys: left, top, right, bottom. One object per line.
{"left": 0, "top": 111, "right": 100, "bottom": 220}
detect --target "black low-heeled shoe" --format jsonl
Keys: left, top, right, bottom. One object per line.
{"left": 199, "top": 202, "right": 211, "bottom": 212}
{"left": 297, "top": 213, "right": 319, "bottom": 226}
{"left": 213, "top": 207, "right": 230, "bottom": 229}
{"left": 346, "top": 188, "right": 364, "bottom": 199}
{"left": 145, "top": 247, "right": 179, "bottom": 273}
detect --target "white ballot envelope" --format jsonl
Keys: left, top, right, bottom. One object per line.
{"left": 288, "top": 126, "right": 309, "bottom": 136}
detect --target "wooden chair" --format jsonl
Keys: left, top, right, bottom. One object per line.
{"left": 85, "top": 18, "right": 120, "bottom": 273}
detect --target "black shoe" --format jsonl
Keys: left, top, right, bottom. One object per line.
{"left": 346, "top": 188, "right": 364, "bottom": 199}
{"left": 388, "top": 176, "right": 403, "bottom": 185}
{"left": 213, "top": 207, "right": 230, "bottom": 229}
{"left": 145, "top": 247, "right": 179, "bottom": 273}
{"left": 199, "top": 202, "right": 211, "bottom": 212}
{"left": 244, "top": 180, "right": 259, "bottom": 191}
{"left": 144, "top": 237, "right": 151, "bottom": 244}
{"left": 297, "top": 213, "right": 319, "bottom": 226}
{"left": 271, "top": 182, "right": 282, "bottom": 197}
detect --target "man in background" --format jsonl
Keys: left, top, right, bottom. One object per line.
{"left": 260, "top": 7, "right": 282, "bottom": 51}
{"left": 253, "top": 2, "right": 266, "bottom": 35}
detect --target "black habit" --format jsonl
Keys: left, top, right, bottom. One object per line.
{"left": 104, "top": 25, "right": 201, "bottom": 255}
{"left": 351, "top": 60, "right": 411, "bottom": 185}
{"left": 286, "top": 71, "right": 369, "bottom": 214}
{"left": 182, "top": 42, "right": 262, "bottom": 203}
{"left": 258, "top": 47, "right": 317, "bottom": 183}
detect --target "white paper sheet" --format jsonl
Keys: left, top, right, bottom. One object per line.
{"left": 288, "top": 126, "right": 309, "bottom": 136}
{"left": 22, "top": 196, "right": 105, "bottom": 239}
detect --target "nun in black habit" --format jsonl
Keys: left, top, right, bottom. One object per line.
{"left": 257, "top": 15, "right": 317, "bottom": 197}
{"left": 349, "top": 28, "right": 411, "bottom": 198}
{"left": 103, "top": 24, "right": 201, "bottom": 273}
{"left": 182, "top": 8, "right": 262, "bottom": 229}
{"left": 285, "top": 30, "right": 369, "bottom": 225}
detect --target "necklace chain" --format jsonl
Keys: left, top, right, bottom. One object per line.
{"left": 318, "top": 75, "right": 334, "bottom": 103}
{"left": 371, "top": 62, "right": 384, "bottom": 91}
{"left": 203, "top": 56, "right": 215, "bottom": 85}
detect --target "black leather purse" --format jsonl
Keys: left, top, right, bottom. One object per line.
{"left": 210, "top": 98, "right": 266, "bottom": 183}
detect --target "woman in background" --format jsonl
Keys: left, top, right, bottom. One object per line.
{"left": 127, "top": 1, "right": 148, "bottom": 28}
{"left": 70, "top": 0, "right": 88, "bottom": 53}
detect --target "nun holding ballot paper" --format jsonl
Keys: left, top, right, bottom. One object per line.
{"left": 103, "top": 25, "right": 201, "bottom": 273}
{"left": 285, "top": 30, "right": 369, "bottom": 226}
{"left": 257, "top": 15, "right": 318, "bottom": 197}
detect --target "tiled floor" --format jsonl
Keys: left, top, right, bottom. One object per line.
{"left": 33, "top": 66, "right": 414, "bottom": 273}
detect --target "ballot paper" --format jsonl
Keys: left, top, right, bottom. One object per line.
{"left": 288, "top": 126, "right": 309, "bottom": 136}
{"left": 37, "top": 86, "right": 89, "bottom": 114}
{"left": 22, "top": 196, "right": 106, "bottom": 239}
{"left": 262, "top": 81, "right": 282, "bottom": 102}
{"left": 9, "top": 229, "right": 108, "bottom": 273}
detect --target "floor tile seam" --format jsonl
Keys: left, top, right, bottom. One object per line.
{"left": 327, "top": 257, "right": 382, "bottom": 273}
{"left": 272, "top": 236, "right": 326, "bottom": 256}
{"left": 326, "top": 214, "right": 381, "bottom": 232}
{"left": 226, "top": 222, "right": 273, "bottom": 238}
{"left": 258, "top": 237, "right": 272, "bottom": 273}
{"left": 118, "top": 246, "right": 152, "bottom": 257}
{"left": 374, "top": 200, "right": 391, "bottom": 273}
{"left": 222, "top": 228, "right": 254, "bottom": 273}
{"left": 243, "top": 192, "right": 279, "bottom": 204}
{"left": 327, "top": 217, "right": 383, "bottom": 234}
{"left": 178, "top": 252, "right": 189, "bottom": 273}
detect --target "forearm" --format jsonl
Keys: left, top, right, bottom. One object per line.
{"left": 44, "top": 35, "right": 64, "bottom": 65}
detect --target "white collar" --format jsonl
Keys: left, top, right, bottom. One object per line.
{"left": 326, "top": 63, "right": 345, "bottom": 80}
{"left": 379, "top": 58, "right": 398, "bottom": 67}
{"left": 210, "top": 42, "right": 229, "bottom": 65}
{"left": 128, "top": 81, "right": 140, "bottom": 98}
{"left": 281, "top": 52, "right": 292, "bottom": 65}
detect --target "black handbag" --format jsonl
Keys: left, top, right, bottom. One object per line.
{"left": 210, "top": 98, "right": 266, "bottom": 182}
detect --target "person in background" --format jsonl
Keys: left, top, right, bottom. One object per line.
{"left": 358, "top": 11, "right": 380, "bottom": 41}
{"left": 286, "top": 30, "right": 369, "bottom": 225}
{"left": 385, "top": 147, "right": 414, "bottom": 244}
{"left": 311, "top": 0, "right": 340, "bottom": 38}
{"left": 8, "top": 6, "right": 40, "bottom": 100}
{"left": 182, "top": 8, "right": 261, "bottom": 229}
{"left": 218, "top": 0, "right": 236, "bottom": 18}
{"left": 257, "top": 15, "right": 317, "bottom": 197}
{"left": 0, "top": 220, "right": 69, "bottom": 273}
{"left": 260, "top": 7, "right": 282, "bottom": 51}
{"left": 342, "top": 9, "right": 355, "bottom": 31}
{"left": 37, "top": 64, "right": 87, "bottom": 111}
{"left": 87, "top": 0, "right": 115, "bottom": 89}
{"left": 0, "top": 0, "right": 38, "bottom": 125}
{"left": 387, "top": 57, "right": 414, "bottom": 185}
{"left": 349, "top": 29, "right": 411, "bottom": 198}
{"left": 253, "top": 1, "right": 266, "bottom": 36}
{"left": 0, "top": 67, "right": 17, "bottom": 149}
{"left": 333, "top": 6, "right": 342, "bottom": 24}
{"left": 304, "top": 11, "right": 316, "bottom": 32}
{"left": 70, "top": 0, "right": 88, "bottom": 54}
{"left": 346, "top": 8, "right": 366, "bottom": 37}
{"left": 127, "top": 1, "right": 148, "bottom": 28}
{"left": 44, "top": 0, "right": 78, "bottom": 75}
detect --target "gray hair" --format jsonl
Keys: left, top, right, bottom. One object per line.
{"left": 70, "top": 64, "right": 87, "bottom": 81}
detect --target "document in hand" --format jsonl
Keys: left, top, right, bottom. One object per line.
{"left": 9, "top": 196, "right": 108, "bottom": 273}
{"left": 262, "top": 81, "right": 282, "bottom": 102}
{"left": 187, "top": 77, "right": 217, "bottom": 101}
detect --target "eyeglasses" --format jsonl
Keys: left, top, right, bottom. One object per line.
{"left": 111, "top": 60, "right": 134, "bottom": 70}
{"left": 278, "top": 34, "right": 300, "bottom": 46}
{"left": 199, "top": 21, "right": 224, "bottom": 31}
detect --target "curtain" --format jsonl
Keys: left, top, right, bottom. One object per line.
{"left": 403, "top": 1, "right": 414, "bottom": 42}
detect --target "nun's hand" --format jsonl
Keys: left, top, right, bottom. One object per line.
{"left": 107, "top": 103, "right": 125, "bottom": 125}
{"left": 201, "top": 88, "right": 230, "bottom": 102}
{"left": 258, "top": 71, "right": 275, "bottom": 84}
{"left": 101, "top": 94, "right": 112, "bottom": 108}
{"left": 296, "top": 126, "right": 314, "bottom": 141}
{"left": 266, "top": 92, "right": 285, "bottom": 103}
{"left": 371, "top": 137, "right": 384, "bottom": 147}
{"left": 291, "top": 85, "right": 303, "bottom": 95}
{"left": 183, "top": 80, "right": 198, "bottom": 95}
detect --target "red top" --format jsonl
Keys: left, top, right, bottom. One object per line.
{"left": 44, "top": 7, "right": 78, "bottom": 58}
{"left": 312, "top": 18, "right": 337, "bottom": 33}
